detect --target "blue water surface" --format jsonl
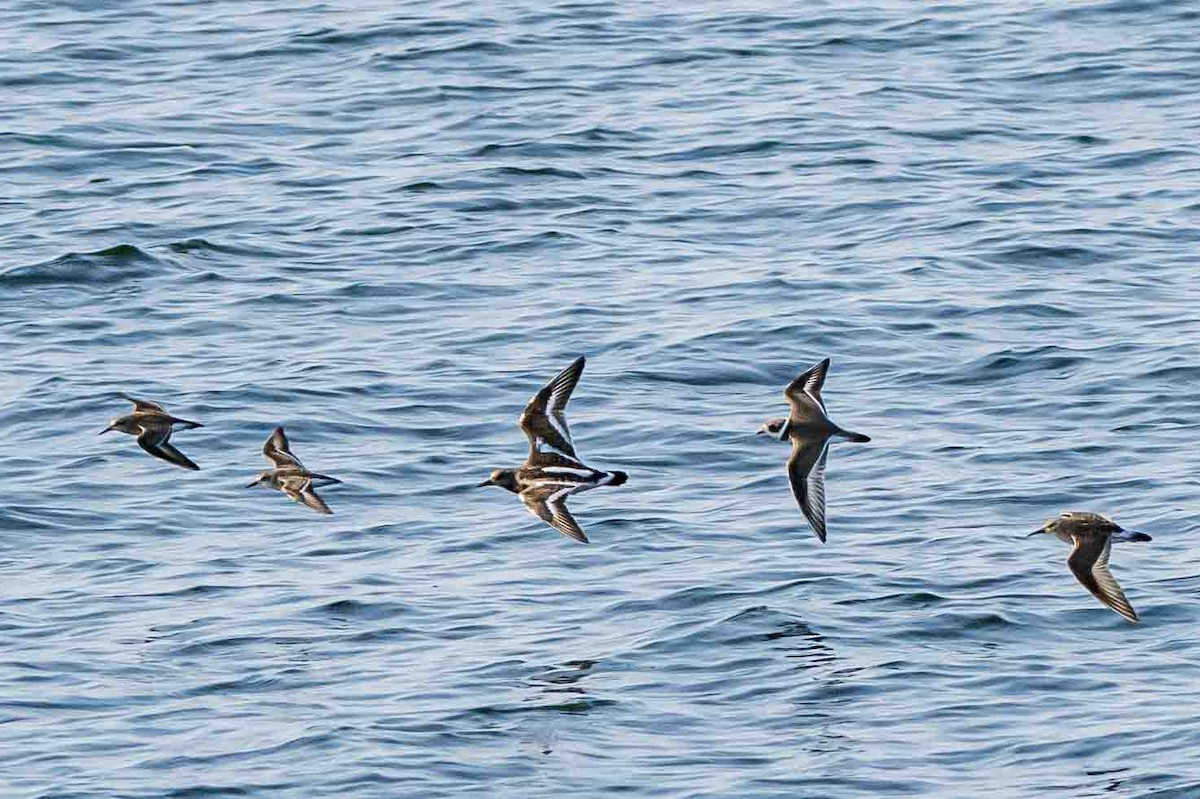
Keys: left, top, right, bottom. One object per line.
{"left": 2, "top": 2, "right": 1200, "bottom": 797}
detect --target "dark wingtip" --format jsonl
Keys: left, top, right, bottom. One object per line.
{"left": 609, "top": 471, "right": 628, "bottom": 486}
{"left": 814, "top": 528, "right": 827, "bottom": 544}
{"left": 1130, "top": 532, "right": 1152, "bottom": 542}
{"left": 847, "top": 432, "right": 871, "bottom": 443}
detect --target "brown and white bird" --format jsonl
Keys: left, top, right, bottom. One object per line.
{"left": 247, "top": 427, "right": 341, "bottom": 515}
{"left": 757, "top": 358, "right": 870, "bottom": 543}
{"left": 101, "top": 394, "right": 203, "bottom": 470}
{"left": 479, "top": 356, "right": 627, "bottom": 543}
{"left": 1026, "top": 511, "right": 1151, "bottom": 623}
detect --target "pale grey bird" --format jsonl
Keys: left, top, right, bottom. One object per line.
{"left": 101, "top": 394, "right": 203, "bottom": 470}
{"left": 247, "top": 427, "right": 342, "bottom": 515}
{"left": 1026, "top": 511, "right": 1151, "bottom": 623}
{"left": 757, "top": 358, "right": 870, "bottom": 543}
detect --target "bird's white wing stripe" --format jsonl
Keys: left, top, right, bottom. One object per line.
{"left": 535, "top": 439, "right": 584, "bottom": 464}
{"left": 545, "top": 411, "right": 571, "bottom": 445}
{"left": 541, "top": 466, "right": 593, "bottom": 477}
{"left": 550, "top": 484, "right": 577, "bottom": 503}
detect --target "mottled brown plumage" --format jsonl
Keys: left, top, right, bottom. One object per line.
{"left": 479, "top": 357, "right": 627, "bottom": 544}
{"left": 247, "top": 427, "right": 341, "bottom": 515}
{"left": 1027, "top": 511, "right": 1151, "bottom": 623}
{"left": 101, "top": 394, "right": 203, "bottom": 470}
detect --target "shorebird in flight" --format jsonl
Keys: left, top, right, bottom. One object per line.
{"left": 758, "top": 358, "right": 870, "bottom": 543}
{"left": 479, "top": 356, "right": 627, "bottom": 543}
{"left": 101, "top": 394, "right": 203, "bottom": 471}
{"left": 1026, "top": 511, "right": 1151, "bottom": 622}
{"left": 247, "top": 427, "right": 342, "bottom": 514}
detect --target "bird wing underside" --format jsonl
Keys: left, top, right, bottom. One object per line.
{"left": 136, "top": 424, "right": 199, "bottom": 470}
{"left": 1068, "top": 535, "right": 1139, "bottom": 622}
{"left": 787, "top": 438, "right": 829, "bottom": 543}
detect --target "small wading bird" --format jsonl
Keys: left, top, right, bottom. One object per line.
{"left": 758, "top": 358, "right": 870, "bottom": 543}
{"left": 101, "top": 394, "right": 203, "bottom": 471}
{"left": 247, "top": 427, "right": 342, "bottom": 515}
{"left": 479, "top": 356, "right": 627, "bottom": 543}
{"left": 1026, "top": 511, "right": 1151, "bottom": 622}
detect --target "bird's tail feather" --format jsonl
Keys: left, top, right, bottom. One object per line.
{"left": 1115, "top": 530, "right": 1152, "bottom": 542}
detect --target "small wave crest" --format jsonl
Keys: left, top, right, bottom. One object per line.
{"left": 0, "top": 244, "right": 162, "bottom": 287}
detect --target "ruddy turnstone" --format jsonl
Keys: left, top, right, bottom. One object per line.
{"left": 101, "top": 394, "right": 203, "bottom": 471}
{"left": 1026, "top": 511, "right": 1150, "bottom": 622}
{"left": 757, "top": 357, "right": 870, "bottom": 543}
{"left": 479, "top": 356, "right": 627, "bottom": 543}
{"left": 247, "top": 426, "right": 342, "bottom": 515}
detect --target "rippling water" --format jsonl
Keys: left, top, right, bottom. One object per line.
{"left": 3, "top": 2, "right": 1200, "bottom": 796}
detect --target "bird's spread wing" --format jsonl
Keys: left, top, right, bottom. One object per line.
{"left": 264, "top": 427, "right": 304, "bottom": 468}
{"left": 787, "top": 438, "right": 829, "bottom": 543}
{"left": 136, "top": 425, "right": 199, "bottom": 471}
{"left": 287, "top": 480, "right": 333, "bottom": 515}
{"left": 520, "top": 357, "right": 585, "bottom": 466}
{"left": 784, "top": 358, "right": 830, "bottom": 413}
{"left": 520, "top": 482, "right": 588, "bottom": 543}
{"left": 121, "top": 394, "right": 167, "bottom": 414}
{"left": 1068, "top": 535, "right": 1139, "bottom": 622}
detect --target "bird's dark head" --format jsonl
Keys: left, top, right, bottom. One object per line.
{"left": 756, "top": 417, "right": 788, "bottom": 439}
{"left": 608, "top": 470, "right": 628, "bottom": 487}
{"left": 478, "top": 469, "right": 519, "bottom": 492}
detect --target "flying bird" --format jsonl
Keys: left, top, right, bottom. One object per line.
{"left": 479, "top": 356, "right": 627, "bottom": 543}
{"left": 1026, "top": 511, "right": 1151, "bottom": 622}
{"left": 101, "top": 394, "right": 203, "bottom": 470}
{"left": 757, "top": 358, "right": 869, "bottom": 542}
{"left": 247, "top": 427, "right": 342, "bottom": 515}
